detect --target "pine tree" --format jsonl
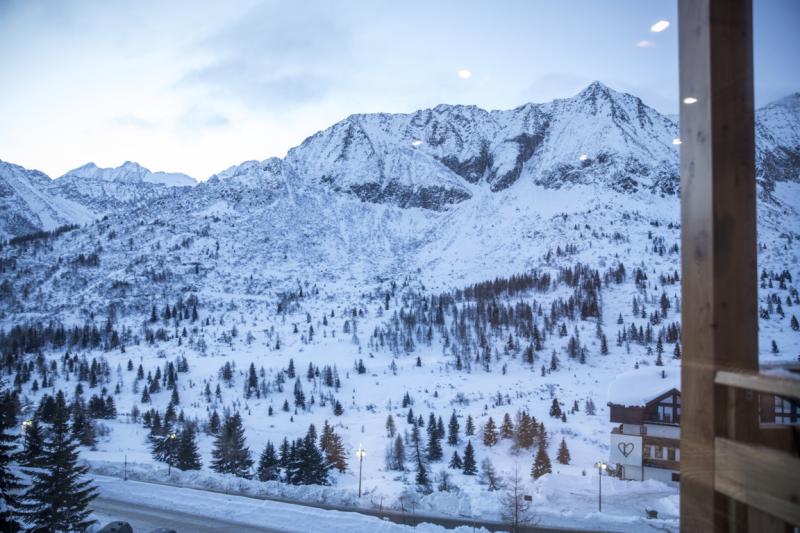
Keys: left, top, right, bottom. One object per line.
{"left": 447, "top": 411, "right": 460, "bottom": 446}
{"left": 320, "top": 421, "right": 347, "bottom": 473}
{"left": 448, "top": 450, "right": 462, "bottom": 470}
{"left": 385, "top": 415, "right": 396, "bottom": 437}
{"left": 208, "top": 410, "right": 221, "bottom": 434}
{"left": 483, "top": 417, "right": 498, "bottom": 447}
{"left": 0, "top": 392, "right": 23, "bottom": 531}
{"left": 500, "top": 413, "right": 514, "bottom": 439}
{"left": 531, "top": 442, "right": 552, "bottom": 479}
{"left": 557, "top": 437, "right": 571, "bottom": 465}
{"left": 19, "top": 391, "right": 98, "bottom": 531}
{"left": 465, "top": 415, "right": 475, "bottom": 436}
{"left": 791, "top": 315, "right": 799, "bottom": 331}
{"left": 410, "top": 422, "right": 428, "bottom": 488}
{"left": 427, "top": 424, "right": 443, "bottom": 462}
{"left": 257, "top": 441, "right": 280, "bottom": 481}
{"left": 391, "top": 435, "right": 406, "bottom": 471}
{"left": 462, "top": 440, "right": 477, "bottom": 475}
{"left": 175, "top": 426, "right": 202, "bottom": 471}
{"left": 211, "top": 413, "right": 253, "bottom": 478}
{"left": 295, "top": 425, "right": 328, "bottom": 485}
{"left": 549, "top": 398, "right": 562, "bottom": 418}
{"left": 19, "top": 418, "right": 45, "bottom": 467}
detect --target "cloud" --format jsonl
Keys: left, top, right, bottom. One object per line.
{"left": 111, "top": 114, "right": 159, "bottom": 129}
{"left": 175, "top": 107, "right": 230, "bottom": 131}
{"left": 178, "top": 1, "right": 351, "bottom": 110}
{"left": 636, "top": 40, "right": 656, "bottom": 48}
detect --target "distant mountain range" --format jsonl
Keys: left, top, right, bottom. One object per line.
{"left": 1, "top": 81, "right": 798, "bottom": 240}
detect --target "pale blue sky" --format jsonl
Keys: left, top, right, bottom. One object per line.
{"left": 0, "top": 0, "right": 797, "bottom": 179}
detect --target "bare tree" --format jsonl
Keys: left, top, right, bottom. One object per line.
{"left": 479, "top": 458, "right": 503, "bottom": 491}
{"left": 499, "top": 463, "right": 537, "bottom": 532}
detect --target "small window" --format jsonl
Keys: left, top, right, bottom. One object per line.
{"left": 671, "top": 472, "right": 680, "bottom": 482}
{"left": 667, "top": 447, "right": 676, "bottom": 461}
{"left": 654, "top": 445, "right": 663, "bottom": 459}
{"left": 643, "top": 445, "right": 651, "bottom": 459}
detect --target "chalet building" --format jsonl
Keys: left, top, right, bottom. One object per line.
{"left": 607, "top": 364, "right": 800, "bottom": 488}
{"left": 607, "top": 367, "right": 681, "bottom": 485}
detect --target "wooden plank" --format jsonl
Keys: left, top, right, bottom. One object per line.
{"left": 715, "top": 438, "right": 800, "bottom": 526}
{"left": 716, "top": 370, "right": 800, "bottom": 399}
{"left": 678, "top": 0, "right": 758, "bottom": 531}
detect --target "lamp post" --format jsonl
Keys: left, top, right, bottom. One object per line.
{"left": 356, "top": 445, "right": 366, "bottom": 498}
{"left": 595, "top": 461, "right": 608, "bottom": 512}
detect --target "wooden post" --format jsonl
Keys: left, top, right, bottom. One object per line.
{"left": 678, "top": 0, "right": 759, "bottom": 532}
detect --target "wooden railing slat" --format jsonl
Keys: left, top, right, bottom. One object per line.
{"left": 715, "top": 370, "right": 800, "bottom": 399}
{"left": 714, "top": 437, "right": 800, "bottom": 526}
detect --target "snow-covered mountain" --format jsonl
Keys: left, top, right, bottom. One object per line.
{"left": 755, "top": 92, "right": 800, "bottom": 192}
{"left": 286, "top": 81, "right": 680, "bottom": 209}
{"left": 3, "top": 82, "right": 797, "bottom": 240}
{"left": 0, "top": 160, "right": 94, "bottom": 239}
{"left": 0, "top": 161, "right": 197, "bottom": 238}
{"left": 1, "top": 82, "right": 798, "bottom": 531}
{"left": 50, "top": 161, "right": 196, "bottom": 214}
{"left": 59, "top": 161, "right": 196, "bottom": 187}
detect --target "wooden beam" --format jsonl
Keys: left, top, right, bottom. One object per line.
{"left": 716, "top": 370, "right": 800, "bottom": 399}
{"left": 678, "top": 0, "right": 758, "bottom": 531}
{"left": 715, "top": 438, "right": 800, "bottom": 527}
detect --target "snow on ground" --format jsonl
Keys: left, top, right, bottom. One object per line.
{"left": 88, "top": 475, "right": 488, "bottom": 533}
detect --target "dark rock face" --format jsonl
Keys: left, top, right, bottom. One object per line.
{"left": 349, "top": 182, "right": 472, "bottom": 210}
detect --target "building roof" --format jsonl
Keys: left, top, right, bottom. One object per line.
{"left": 607, "top": 365, "right": 681, "bottom": 407}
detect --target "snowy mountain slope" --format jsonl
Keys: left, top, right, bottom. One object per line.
{"left": 48, "top": 161, "right": 196, "bottom": 215}
{"left": 0, "top": 82, "right": 798, "bottom": 531}
{"left": 756, "top": 92, "right": 800, "bottom": 191}
{"left": 286, "top": 82, "right": 681, "bottom": 209}
{"left": 0, "top": 159, "right": 94, "bottom": 239}
{"left": 59, "top": 161, "right": 197, "bottom": 187}
{"left": 2, "top": 82, "right": 798, "bottom": 240}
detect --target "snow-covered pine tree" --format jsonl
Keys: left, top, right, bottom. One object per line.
{"left": 391, "top": 435, "right": 405, "bottom": 471}
{"left": 320, "top": 420, "right": 347, "bottom": 473}
{"left": 465, "top": 415, "right": 475, "bottom": 436}
{"left": 462, "top": 440, "right": 477, "bottom": 475}
{"left": 175, "top": 426, "right": 202, "bottom": 471}
{"left": 385, "top": 414, "right": 396, "bottom": 437}
{"left": 531, "top": 442, "right": 552, "bottom": 479}
{"left": 557, "top": 437, "right": 571, "bottom": 465}
{"left": 210, "top": 412, "right": 253, "bottom": 478}
{"left": 257, "top": 441, "right": 280, "bottom": 481}
{"left": 501, "top": 413, "right": 514, "bottom": 439}
{"left": 448, "top": 450, "right": 462, "bottom": 470}
{"left": 19, "top": 390, "right": 97, "bottom": 532}
{"left": 447, "top": 411, "right": 459, "bottom": 445}
{"left": 0, "top": 390, "right": 23, "bottom": 531}
{"left": 427, "top": 424, "right": 443, "bottom": 461}
{"left": 290, "top": 425, "right": 328, "bottom": 485}
{"left": 483, "top": 417, "right": 498, "bottom": 446}
{"left": 19, "top": 418, "right": 45, "bottom": 466}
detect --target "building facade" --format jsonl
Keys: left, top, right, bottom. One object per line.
{"left": 607, "top": 367, "right": 681, "bottom": 486}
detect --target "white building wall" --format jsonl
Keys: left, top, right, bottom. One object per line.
{"left": 644, "top": 466, "right": 679, "bottom": 486}
{"left": 644, "top": 424, "right": 680, "bottom": 439}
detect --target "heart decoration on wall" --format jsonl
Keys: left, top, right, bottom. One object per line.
{"left": 618, "top": 442, "right": 635, "bottom": 457}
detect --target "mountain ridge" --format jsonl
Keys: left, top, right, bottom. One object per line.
{"left": 1, "top": 81, "right": 798, "bottom": 239}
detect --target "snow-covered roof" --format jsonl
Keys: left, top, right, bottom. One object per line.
{"left": 607, "top": 366, "right": 681, "bottom": 407}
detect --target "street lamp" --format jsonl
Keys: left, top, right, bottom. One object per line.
{"left": 595, "top": 461, "right": 608, "bottom": 512}
{"left": 167, "top": 432, "right": 177, "bottom": 476}
{"left": 356, "top": 445, "right": 366, "bottom": 498}
{"left": 21, "top": 419, "right": 32, "bottom": 433}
